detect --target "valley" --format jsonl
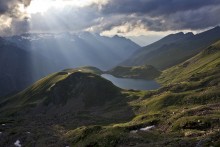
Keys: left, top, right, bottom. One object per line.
{"left": 0, "top": 36, "right": 220, "bottom": 146}
{"left": 101, "top": 74, "right": 160, "bottom": 90}
{"left": 1, "top": 1, "right": 220, "bottom": 146}
{"left": 122, "top": 26, "right": 220, "bottom": 70}
{"left": 0, "top": 33, "right": 139, "bottom": 97}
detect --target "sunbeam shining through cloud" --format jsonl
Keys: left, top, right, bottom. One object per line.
{"left": 27, "top": 0, "right": 108, "bottom": 14}
{"left": 1, "top": 1, "right": 220, "bottom": 146}
{"left": 0, "top": 0, "right": 220, "bottom": 147}
{"left": 1, "top": 0, "right": 220, "bottom": 44}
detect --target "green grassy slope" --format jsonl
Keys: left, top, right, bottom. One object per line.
{"left": 0, "top": 42, "right": 220, "bottom": 146}
{"left": 0, "top": 66, "right": 126, "bottom": 117}
{"left": 122, "top": 26, "right": 220, "bottom": 70}
{"left": 63, "top": 66, "right": 103, "bottom": 75}
{"left": 0, "top": 67, "right": 100, "bottom": 108}
{"left": 106, "top": 65, "right": 161, "bottom": 80}
{"left": 0, "top": 66, "right": 136, "bottom": 146}
{"left": 158, "top": 40, "right": 220, "bottom": 85}
{"left": 63, "top": 40, "right": 220, "bottom": 146}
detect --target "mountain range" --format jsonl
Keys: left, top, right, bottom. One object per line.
{"left": 122, "top": 26, "right": 220, "bottom": 69}
{"left": 2, "top": 27, "right": 220, "bottom": 97}
{"left": 0, "top": 27, "right": 220, "bottom": 146}
{"left": 0, "top": 33, "right": 139, "bottom": 97}
{"left": 0, "top": 38, "right": 219, "bottom": 146}
{"left": 6, "top": 32, "right": 140, "bottom": 70}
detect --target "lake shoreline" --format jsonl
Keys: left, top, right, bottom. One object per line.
{"left": 101, "top": 74, "right": 161, "bottom": 90}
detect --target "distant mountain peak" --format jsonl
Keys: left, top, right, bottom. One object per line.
{"left": 122, "top": 27, "right": 220, "bottom": 70}
{"left": 169, "top": 32, "right": 194, "bottom": 37}
{"left": 213, "top": 26, "right": 220, "bottom": 29}
{"left": 112, "top": 35, "right": 126, "bottom": 39}
{"left": 208, "top": 26, "right": 220, "bottom": 32}
{"left": 175, "top": 32, "right": 184, "bottom": 35}
{"left": 165, "top": 32, "right": 184, "bottom": 38}
{"left": 156, "top": 31, "right": 193, "bottom": 44}
{"left": 185, "top": 32, "right": 194, "bottom": 36}
{"left": 199, "top": 26, "right": 220, "bottom": 36}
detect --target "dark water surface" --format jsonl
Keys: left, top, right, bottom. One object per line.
{"left": 101, "top": 74, "right": 161, "bottom": 90}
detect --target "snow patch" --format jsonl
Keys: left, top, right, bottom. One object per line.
{"left": 49, "top": 84, "right": 55, "bottom": 89}
{"left": 140, "top": 125, "right": 155, "bottom": 131}
{"left": 2, "top": 124, "right": 6, "bottom": 126}
{"left": 130, "top": 130, "right": 138, "bottom": 133}
{"left": 14, "top": 140, "right": 21, "bottom": 147}
{"left": 130, "top": 125, "right": 155, "bottom": 133}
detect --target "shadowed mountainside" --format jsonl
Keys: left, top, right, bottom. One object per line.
{"left": 0, "top": 37, "right": 55, "bottom": 97}
{"left": 6, "top": 32, "right": 140, "bottom": 70}
{"left": 158, "top": 40, "right": 220, "bottom": 84}
{"left": 0, "top": 40, "right": 220, "bottom": 146}
{"left": 122, "top": 26, "right": 220, "bottom": 70}
{"left": 0, "top": 33, "right": 139, "bottom": 97}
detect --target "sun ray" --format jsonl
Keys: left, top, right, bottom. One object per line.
{"left": 26, "top": 0, "right": 108, "bottom": 14}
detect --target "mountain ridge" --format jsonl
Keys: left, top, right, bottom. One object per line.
{"left": 0, "top": 40, "right": 220, "bottom": 146}
{"left": 157, "top": 39, "right": 220, "bottom": 84}
{"left": 122, "top": 26, "right": 220, "bottom": 70}
{"left": 0, "top": 32, "right": 140, "bottom": 97}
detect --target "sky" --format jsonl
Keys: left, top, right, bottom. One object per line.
{"left": 0, "top": 0, "right": 220, "bottom": 45}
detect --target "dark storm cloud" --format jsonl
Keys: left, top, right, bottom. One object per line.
{"left": 0, "top": 0, "right": 31, "bottom": 14}
{"left": 102, "top": 0, "right": 220, "bottom": 16}
{"left": 140, "top": 4, "right": 220, "bottom": 31}
{"left": 11, "top": 17, "right": 30, "bottom": 34}
{"left": 0, "top": 0, "right": 16, "bottom": 14}
{"left": 98, "top": 0, "right": 220, "bottom": 32}
{"left": 0, "top": 0, "right": 31, "bottom": 36}
{"left": 30, "top": 5, "right": 101, "bottom": 33}
{"left": 29, "top": 0, "right": 220, "bottom": 34}
{"left": 1, "top": 0, "right": 220, "bottom": 36}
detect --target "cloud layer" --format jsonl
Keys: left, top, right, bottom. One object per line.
{"left": 0, "top": 0, "right": 31, "bottom": 36}
{"left": 0, "top": 0, "right": 220, "bottom": 36}
{"left": 99, "top": 0, "right": 220, "bottom": 34}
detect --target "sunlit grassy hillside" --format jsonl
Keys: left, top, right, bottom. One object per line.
{"left": 0, "top": 41, "right": 220, "bottom": 146}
